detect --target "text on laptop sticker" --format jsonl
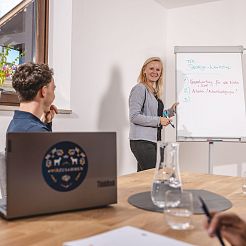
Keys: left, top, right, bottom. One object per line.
{"left": 42, "top": 141, "right": 88, "bottom": 192}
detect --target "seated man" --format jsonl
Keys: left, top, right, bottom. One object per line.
{"left": 7, "top": 62, "right": 57, "bottom": 132}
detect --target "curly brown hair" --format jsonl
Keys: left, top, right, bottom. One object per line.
{"left": 12, "top": 62, "right": 54, "bottom": 102}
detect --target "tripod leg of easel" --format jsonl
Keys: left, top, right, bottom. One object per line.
{"left": 208, "top": 142, "right": 213, "bottom": 174}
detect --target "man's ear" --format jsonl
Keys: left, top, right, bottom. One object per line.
{"left": 40, "top": 86, "right": 47, "bottom": 98}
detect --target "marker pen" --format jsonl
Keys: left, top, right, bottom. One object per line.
{"left": 199, "top": 196, "right": 225, "bottom": 246}
{"left": 163, "top": 111, "right": 175, "bottom": 128}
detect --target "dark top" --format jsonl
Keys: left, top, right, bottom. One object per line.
{"left": 156, "top": 97, "right": 164, "bottom": 141}
{"left": 7, "top": 110, "right": 52, "bottom": 132}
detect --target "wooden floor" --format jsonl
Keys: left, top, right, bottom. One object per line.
{"left": 0, "top": 169, "right": 245, "bottom": 246}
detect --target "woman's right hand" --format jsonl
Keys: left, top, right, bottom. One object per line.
{"left": 160, "top": 117, "right": 172, "bottom": 126}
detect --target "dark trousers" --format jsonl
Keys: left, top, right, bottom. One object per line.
{"left": 130, "top": 140, "right": 157, "bottom": 172}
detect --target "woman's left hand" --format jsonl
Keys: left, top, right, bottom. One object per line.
{"left": 171, "top": 102, "right": 179, "bottom": 113}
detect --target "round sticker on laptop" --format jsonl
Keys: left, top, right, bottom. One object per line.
{"left": 42, "top": 141, "right": 88, "bottom": 192}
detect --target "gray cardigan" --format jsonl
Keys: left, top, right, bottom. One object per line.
{"left": 129, "top": 83, "right": 174, "bottom": 143}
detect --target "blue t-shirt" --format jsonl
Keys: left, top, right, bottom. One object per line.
{"left": 7, "top": 110, "right": 52, "bottom": 132}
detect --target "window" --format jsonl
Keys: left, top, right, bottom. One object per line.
{"left": 0, "top": 0, "right": 23, "bottom": 18}
{"left": 0, "top": 0, "right": 49, "bottom": 107}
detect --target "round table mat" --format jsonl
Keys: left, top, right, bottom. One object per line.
{"left": 128, "top": 189, "right": 232, "bottom": 214}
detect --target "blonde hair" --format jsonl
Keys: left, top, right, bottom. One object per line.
{"left": 137, "top": 57, "right": 164, "bottom": 98}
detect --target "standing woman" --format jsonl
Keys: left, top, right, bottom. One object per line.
{"left": 129, "top": 57, "right": 178, "bottom": 172}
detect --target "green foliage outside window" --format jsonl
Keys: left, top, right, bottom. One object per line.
{"left": 0, "top": 46, "right": 24, "bottom": 86}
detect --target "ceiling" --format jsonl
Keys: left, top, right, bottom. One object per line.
{"left": 0, "top": 0, "right": 224, "bottom": 17}
{"left": 155, "top": 0, "right": 223, "bottom": 9}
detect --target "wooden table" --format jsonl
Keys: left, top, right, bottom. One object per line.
{"left": 0, "top": 169, "right": 245, "bottom": 246}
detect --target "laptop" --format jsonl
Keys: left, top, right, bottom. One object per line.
{"left": 0, "top": 132, "right": 117, "bottom": 219}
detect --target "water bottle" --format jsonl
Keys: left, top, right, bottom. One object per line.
{"left": 151, "top": 142, "right": 182, "bottom": 208}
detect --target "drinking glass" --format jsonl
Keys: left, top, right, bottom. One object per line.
{"left": 164, "top": 190, "right": 193, "bottom": 230}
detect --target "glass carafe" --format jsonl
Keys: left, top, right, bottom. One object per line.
{"left": 151, "top": 142, "right": 182, "bottom": 208}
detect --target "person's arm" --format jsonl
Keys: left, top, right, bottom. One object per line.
{"left": 205, "top": 212, "right": 246, "bottom": 246}
{"left": 129, "top": 85, "right": 160, "bottom": 127}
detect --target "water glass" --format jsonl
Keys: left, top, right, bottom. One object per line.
{"left": 164, "top": 190, "right": 193, "bottom": 230}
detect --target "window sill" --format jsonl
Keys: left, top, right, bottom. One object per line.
{"left": 0, "top": 105, "right": 72, "bottom": 114}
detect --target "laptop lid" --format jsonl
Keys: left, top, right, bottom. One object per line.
{"left": 4, "top": 132, "right": 117, "bottom": 219}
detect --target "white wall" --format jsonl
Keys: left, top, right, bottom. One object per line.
{"left": 48, "top": 0, "right": 168, "bottom": 175}
{"left": 48, "top": 0, "right": 72, "bottom": 110}
{"left": 165, "top": 0, "right": 246, "bottom": 175}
